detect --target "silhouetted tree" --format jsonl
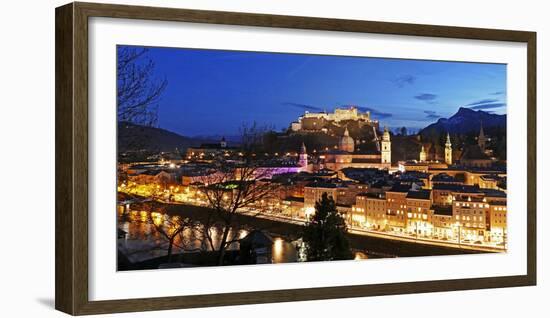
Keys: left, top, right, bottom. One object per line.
{"left": 148, "top": 212, "right": 192, "bottom": 263}
{"left": 198, "top": 123, "right": 280, "bottom": 265}
{"left": 117, "top": 47, "right": 167, "bottom": 126}
{"left": 302, "top": 193, "right": 352, "bottom": 261}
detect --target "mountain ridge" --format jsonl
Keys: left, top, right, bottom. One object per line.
{"left": 420, "top": 107, "right": 506, "bottom": 137}
{"left": 118, "top": 107, "right": 506, "bottom": 156}
{"left": 117, "top": 121, "right": 215, "bottom": 153}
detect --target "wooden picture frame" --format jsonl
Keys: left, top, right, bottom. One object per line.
{"left": 55, "top": 2, "right": 536, "bottom": 315}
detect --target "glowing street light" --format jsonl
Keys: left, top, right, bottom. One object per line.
{"left": 454, "top": 221, "right": 462, "bottom": 247}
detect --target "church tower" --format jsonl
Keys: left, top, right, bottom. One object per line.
{"left": 299, "top": 142, "right": 308, "bottom": 169}
{"left": 419, "top": 144, "right": 427, "bottom": 162}
{"left": 445, "top": 133, "right": 453, "bottom": 165}
{"left": 478, "top": 123, "right": 486, "bottom": 151}
{"left": 381, "top": 127, "right": 391, "bottom": 164}
{"left": 220, "top": 137, "right": 227, "bottom": 148}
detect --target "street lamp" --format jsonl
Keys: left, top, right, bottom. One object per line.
{"left": 454, "top": 222, "right": 461, "bottom": 247}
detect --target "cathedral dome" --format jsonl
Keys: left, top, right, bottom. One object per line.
{"left": 339, "top": 127, "right": 355, "bottom": 152}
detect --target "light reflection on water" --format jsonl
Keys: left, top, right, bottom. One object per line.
{"left": 118, "top": 208, "right": 366, "bottom": 264}
{"left": 118, "top": 209, "right": 300, "bottom": 264}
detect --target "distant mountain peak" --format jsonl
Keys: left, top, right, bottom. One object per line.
{"left": 455, "top": 107, "right": 476, "bottom": 115}
{"left": 419, "top": 107, "right": 505, "bottom": 137}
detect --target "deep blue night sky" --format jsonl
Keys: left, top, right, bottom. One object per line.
{"left": 121, "top": 45, "right": 507, "bottom": 137}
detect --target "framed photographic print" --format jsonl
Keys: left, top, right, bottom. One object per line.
{"left": 55, "top": 2, "right": 537, "bottom": 315}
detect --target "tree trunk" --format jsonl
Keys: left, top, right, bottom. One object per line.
{"left": 167, "top": 237, "right": 174, "bottom": 263}
{"left": 217, "top": 225, "right": 231, "bottom": 265}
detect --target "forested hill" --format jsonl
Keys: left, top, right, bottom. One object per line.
{"left": 118, "top": 121, "right": 211, "bottom": 152}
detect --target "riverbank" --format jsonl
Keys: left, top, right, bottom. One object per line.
{"left": 118, "top": 249, "right": 241, "bottom": 271}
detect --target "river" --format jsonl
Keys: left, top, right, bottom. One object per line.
{"left": 117, "top": 208, "right": 307, "bottom": 265}
{"left": 117, "top": 201, "right": 477, "bottom": 269}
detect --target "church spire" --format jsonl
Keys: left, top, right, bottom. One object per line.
{"left": 479, "top": 121, "right": 485, "bottom": 138}
{"left": 478, "top": 122, "right": 486, "bottom": 151}
{"left": 382, "top": 126, "right": 390, "bottom": 141}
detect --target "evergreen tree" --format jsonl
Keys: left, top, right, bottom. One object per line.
{"left": 302, "top": 193, "right": 353, "bottom": 261}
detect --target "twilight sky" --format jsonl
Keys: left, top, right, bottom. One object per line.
{"left": 121, "top": 45, "right": 507, "bottom": 137}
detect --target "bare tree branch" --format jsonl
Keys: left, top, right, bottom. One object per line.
{"left": 194, "top": 123, "right": 281, "bottom": 265}
{"left": 117, "top": 46, "right": 167, "bottom": 127}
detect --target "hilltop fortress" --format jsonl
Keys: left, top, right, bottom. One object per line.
{"left": 290, "top": 106, "right": 379, "bottom": 132}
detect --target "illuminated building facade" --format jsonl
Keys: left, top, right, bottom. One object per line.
{"left": 353, "top": 193, "right": 387, "bottom": 229}
{"left": 432, "top": 206, "right": 453, "bottom": 239}
{"left": 290, "top": 106, "right": 378, "bottom": 132}
{"left": 452, "top": 195, "right": 489, "bottom": 242}
{"left": 321, "top": 126, "right": 391, "bottom": 171}
{"left": 304, "top": 183, "right": 342, "bottom": 217}
{"left": 419, "top": 144, "right": 427, "bottom": 162}
{"left": 384, "top": 184, "right": 410, "bottom": 232}
{"left": 487, "top": 202, "right": 507, "bottom": 243}
{"left": 405, "top": 190, "right": 433, "bottom": 236}
{"left": 381, "top": 127, "right": 392, "bottom": 164}
{"left": 445, "top": 133, "right": 453, "bottom": 165}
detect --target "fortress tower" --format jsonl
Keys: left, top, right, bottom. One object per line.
{"left": 445, "top": 133, "right": 453, "bottom": 165}
{"left": 381, "top": 127, "right": 391, "bottom": 164}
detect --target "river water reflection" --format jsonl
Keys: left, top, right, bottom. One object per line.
{"left": 118, "top": 209, "right": 301, "bottom": 264}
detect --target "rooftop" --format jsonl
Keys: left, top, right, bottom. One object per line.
{"left": 432, "top": 184, "right": 480, "bottom": 193}
{"left": 480, "top": 189, "right": 507, "bottom": 198}
{"left": 388, "top": 183, "right": 412, "bottom": 193}
{"left": 351, "top": 158, "right": 384, "bottom": 164}
{"left": 406, "top": 190, "right": 432, "bottom": 200}
{"left": 305, "top": 182, "right": 344, "bottom": 189}
{"left": 399, "top": 171, "right": 430, "bottom": 179}
{"left": 480, "top": 174, "right": 502, "bottom": 181}
{"left": 460, "top": 145, "right": 491, "bottom": 160}
{"left": 357, "top": 192, "right": 386, "bottom": 199}
{"left": 141, "top": 169, "right": 172, "bottom": 176}
{"left": 431, "top": 173, "right": 459, "bottom": 183}
{"left": 402, "top": 161, "right": 429, "bottom": 166}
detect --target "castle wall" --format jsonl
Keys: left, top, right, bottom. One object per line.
{"left": 301, "top": 117, "right": 326, "bottom": 130}
{"left": 296, "top": 107, "right": 375, "bottom": 131}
